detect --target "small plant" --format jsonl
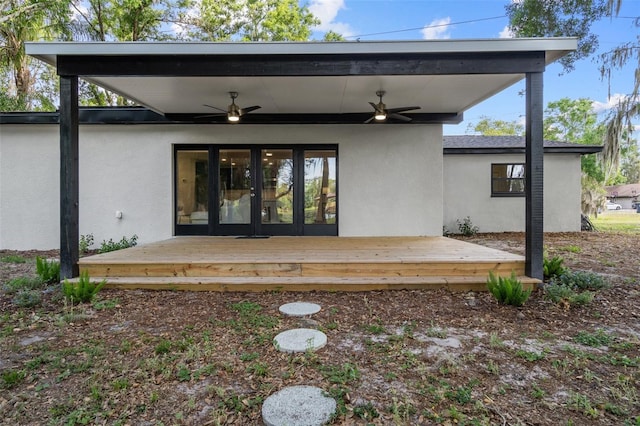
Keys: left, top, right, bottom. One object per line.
{"left": 1, "top": 369, "right": 26, "bottom": 389}
{"left": 98, "top": 234, "right": 138, "bottom": 253}
{"left": 79, "top": 234, "right": 94, "bottom": 254}
{"left": 12, "top": 289, "right": 42, "bottom": 308}
{"left": 552, "top": 270, "right": 608, "bottom": 291}
{"left": 574, "top": 329, "right": 612, "bottom": 347}
{"left": 486, "top": 271, "right": 531, "bottom": 307}
{"left": 62, "top": 270, "right": 106, "bottom": 304}
{"left": 155, "top": 339, "right": 172, "bottom": 355}
{"left": 543, "top": 255, "right": 566, "bottom": 280}
{"left": 559, "top": 245, "right": 582, "bottom": 254}
{"left": 353, "top": 402, "right": 380, "bottom": 420}
{"left": 1, "top": 254, "right": 26, "bottom": 263}
{"left": 545, "top": 283, "right": 594, "bottom": 307}
{"left": 3, "top": 276, "right": 45, "bottom": 294}
{"left": 36, "top": 257, "right": 60, "bottom": 284}
{"left": 456, "top": 216, "right": 479, "bottom": 236}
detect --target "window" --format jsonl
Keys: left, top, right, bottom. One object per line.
{"left": 491, "top": 163, "right": 525, "bottom": 196}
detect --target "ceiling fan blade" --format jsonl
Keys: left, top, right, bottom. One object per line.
{"left": 389, "top": 113, "right": 412, "bottom": 122}
{"left": 364, "top": 116, "right": 375, "bottom": 124}
{"left": 386, "top": 106, "right": 421, "bottom": 114}
{"left": 203, "top": 104, "right": 228, "bottom": 113}
{"left": 368, "top": 102, "right": 378, "bottom": 110}
{"left": 239, "top": 105, "right": 261, "bottom": 115}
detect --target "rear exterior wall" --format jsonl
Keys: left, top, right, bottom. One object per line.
{"left": 0, "top": 124, "right": 443, "bottom": 249}
{"left": 443, "top": 153, "right": 583, "bottom": 233}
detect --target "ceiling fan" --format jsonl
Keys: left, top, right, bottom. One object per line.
{"left": 198, "top": 91, "right": 261, "bottom": 122}
{"left": 365, "top": 90, "right": 420, "bottom": 123}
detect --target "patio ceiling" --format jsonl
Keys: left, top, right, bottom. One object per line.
{"left": 26, "top": 39, "right": 576, "bottom": 123}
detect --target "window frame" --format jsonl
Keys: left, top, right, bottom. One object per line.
{"left": 491, "top": 163, "right": 526, "bottom": 197}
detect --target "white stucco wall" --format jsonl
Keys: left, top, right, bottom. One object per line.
{"left": 0, "top": 123, "right": 443, "bottom": 249}
{"left": 443, "top": 153, "right": 583, "bottom": 233}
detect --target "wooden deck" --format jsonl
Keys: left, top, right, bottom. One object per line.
{"left": 78, "top": 236, "right": 538, "bottom": 292}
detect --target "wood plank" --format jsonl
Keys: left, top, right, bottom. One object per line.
{"left": 76, "top": 276, "right": 539, "bottom": 292}
{"left": 76, "top": 236, "right": 533, "bottom": 292}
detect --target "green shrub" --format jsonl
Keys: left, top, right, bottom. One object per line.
{"left": 62, "top": 271, "right": 106, "bottom": 304}
{"left": 545, "top": 283, "right": 594, "bottom": 307}
{"left": 12, "top": 290, "right": 42, "bottom": 308}
{"left": 36, "top": 257, "right": 60, "bottom": 284}
{"left": 543, "top": 255, "right": 566, "bottom": 280}
{"left": 456, "top": 216, "right": 479, "bottom": 236}
{"left": 3, "top": 276, "right": 45, "bottom": 295}
{"left": 98, "top": 234, "right": 138, "bottom": 253}
{"left": 486, "top": 271, "right": 531, "bottom": 307}
{"left": 552, "top": 270, "right": 608, "bottom": 291}
{"left": 79, "top": 234, "right": 94, "bottom": 254}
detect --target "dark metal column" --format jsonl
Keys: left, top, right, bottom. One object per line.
{"left": 525, "top": 72, "right": 544, "bottom": 280}
{"left": 59, "top": 76, "right": 79, "bottom": 279}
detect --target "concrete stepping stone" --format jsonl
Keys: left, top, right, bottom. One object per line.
{"left": 262, "top": 385, "right": 336, "bottom": 426}
{"left": 279, "top": 302, "right": 321, "bottom": 317}
{"left": 274, "top": 328, "right": 327, "bottom": 353}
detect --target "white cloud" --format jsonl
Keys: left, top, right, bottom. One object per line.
{"left": 592, "top": 93, "right": 633, "bottom": 114}
{"left": 421, "top": 17, "right": 452, "bottom": 40}
{"left": 499, "top": 25, "right": 515, "bottom": 38}
{"left": 309, "top": 0, "right": 354, "bottom": 37}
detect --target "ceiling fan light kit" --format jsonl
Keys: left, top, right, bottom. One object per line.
{"left": 199, "top": 91, "right": 261, "bottom": 123}
{"left": 197, "top": 90, "right": 419, "bottom": 124}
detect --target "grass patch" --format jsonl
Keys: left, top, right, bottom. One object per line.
{"left": 590, "top": 211, "right": 640, "bottom": 233}
{"left": 1, "top": 254, "right": 26, "bottom": 263}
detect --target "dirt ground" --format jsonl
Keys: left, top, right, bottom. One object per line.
{"left": 0, "top": 232, "right": 638, "bottom": 425}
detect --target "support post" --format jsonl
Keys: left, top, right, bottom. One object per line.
{"left": 525, "top": 72, "right": 544, "bottom": 280}
{"left": 60, "top": 75, "right": 79, "bottom": 279}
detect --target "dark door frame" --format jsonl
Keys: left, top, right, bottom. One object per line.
{"left": 174, "top": 144, "right": 338, "bottom": 237}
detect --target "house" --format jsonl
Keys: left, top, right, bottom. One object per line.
{"left": 0, "top": 39, "right": 579, "bottom": 283}
{"left": 605, "top": 183, "right": 640, "bottom": 209}
{"left": 443, "top": 135, "right": 602, "bottom": 233}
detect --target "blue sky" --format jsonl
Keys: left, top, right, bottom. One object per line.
{"left": 307, "top": 0, "right": 640, "bottom": 135}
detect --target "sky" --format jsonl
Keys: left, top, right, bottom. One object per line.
{"left": 305, "top": 0, "right": 640, "bottom": 135}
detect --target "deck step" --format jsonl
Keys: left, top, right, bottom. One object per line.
{"left": 79, "top": 261, "right": 525, "bottom": 278}
{"left": 73, "top": 275, "right": 540, "bottom": 292}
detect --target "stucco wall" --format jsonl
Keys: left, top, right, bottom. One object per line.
{"left": 443, "top": 153, "right": 583, "bottom": 233}
{"left": 0, "top": 123, "right": 443, "bottom": 249}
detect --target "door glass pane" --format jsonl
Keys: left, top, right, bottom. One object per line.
{"left": 304, "top": 150, "right": 336, "bottom": 224}
{"left": 261, "top": 149, "right": 294, "bottom": 224}
{"left": 176, "top": 150, "right": 209, "bottom": 225}
{"left": 219, "top": 149, "right": 251, "bottom": 224}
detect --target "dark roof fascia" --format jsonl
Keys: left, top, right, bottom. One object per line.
{"left": 0, "top": 109, "right": 463, "bottom": 125}
{"left": 0, "top": 108, "right": 170, "bottom": 124}
{"left": 444, "top": 146, "right": 603, "bottom": 155}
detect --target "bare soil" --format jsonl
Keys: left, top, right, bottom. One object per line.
{"left": 0, "top": 232, "right": 639, "bottom": 425}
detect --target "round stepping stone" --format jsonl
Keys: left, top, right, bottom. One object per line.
{"left": 279, "top": 302, "right": 321, "bottom": 317}
{"left": 273, "top": 328, "right": 327, "bottom": 353}
{"left": 262, "top": 385, "right": 336, "bottom": 426}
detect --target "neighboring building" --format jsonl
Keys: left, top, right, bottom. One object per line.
{"left": 443, "top": 135, "right": 602, "bottom": 233}
{"left": 0, "top": 39, "right": 579, "bottom": 278}
{"left": 605, "top": 183, "right": 640, "bottom": 209}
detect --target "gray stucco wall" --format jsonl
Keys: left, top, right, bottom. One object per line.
{"left": 0, "top": 124, "right": 443, "bottom": 249}
{"left": 443, "top": 153, "right": 583, "bottom": 233}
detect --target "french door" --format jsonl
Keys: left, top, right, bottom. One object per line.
{"left": 175, "top": 145, "right": 337, "bottom": 236}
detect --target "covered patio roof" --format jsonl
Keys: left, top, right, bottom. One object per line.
{"left": 25, "top": 38, "right": 577, "bottom": 281}
{"left": 27, "top": 39, "right": 575, "bottom": 124}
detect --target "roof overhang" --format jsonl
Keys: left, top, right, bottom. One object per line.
{"left": 26, "top": 38, "right": 577, "bottom": 124}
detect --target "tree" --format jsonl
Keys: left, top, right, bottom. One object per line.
{"left": 506, "top": 0, "right": 639, "bottom": 181}
{"left": 0, "top": 0, "right": 69, "bottom": 110}
{"left": 179, "top": 0, "right": 319, "bottom": 42}
{"left": 543, "top": 98, "right": 607, "bottom": 183}
{"left": 467, "top": 115, "right": 524, "bottom": 136}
